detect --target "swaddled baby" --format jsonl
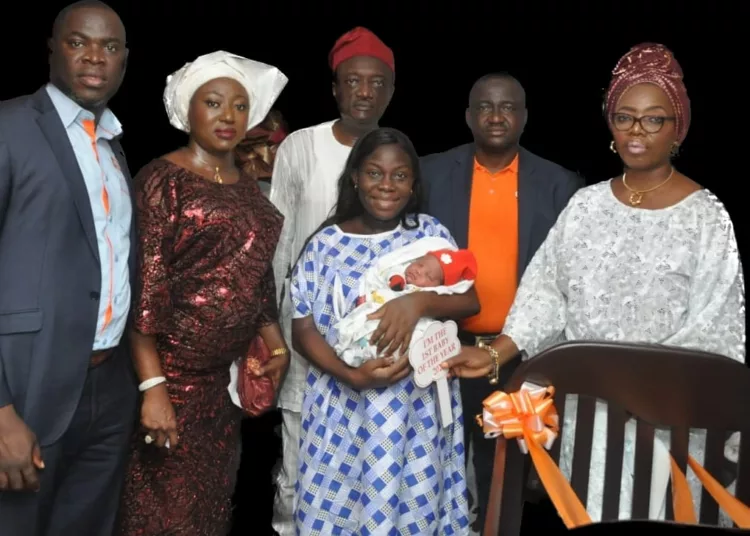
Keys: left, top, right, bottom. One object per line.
{"left": 333, "top": 236, "right": 477, "bottom": 367}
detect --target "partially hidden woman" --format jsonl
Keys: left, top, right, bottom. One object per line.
{"left": 235, "top": 109, "right": 288, "bottom": 196}
{"left": 117, "top": 51, "right": 290, "bottom": 535}
{"left": 443, "top": 43, "right": 745, "bottom": 522}
{"left": 290, "top": 128, "right": 478, "bottom": 535}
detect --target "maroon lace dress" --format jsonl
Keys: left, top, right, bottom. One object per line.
{"left": 117, "top": 159, "right": 282, "bottom": 535}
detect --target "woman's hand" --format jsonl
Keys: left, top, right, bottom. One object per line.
{"left": 140, "top": 384, "right": 179, "bottom": 449}
{"left": 255, "top": 324, "right": 291, "bottom": 391}
{"left": 441, "top": 346, "right": 493, "bottom": 379}
{"left": 347, "top": 355, "right": 412, "bottom": 390}
{"left": 442, "top": 336, "right": 521, "bottom": 379}
{"left": 259, "top": 350, "right": 291, "bottom": 391}
{"left": 366, "top": 293, "right": 425, "bottom": 357}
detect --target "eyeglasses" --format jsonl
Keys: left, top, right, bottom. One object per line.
{"left": 610, "top": 113, "right": 675, "bottom": 134}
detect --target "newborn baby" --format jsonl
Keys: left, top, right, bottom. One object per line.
{"left": 333, "top": 236, "right": 477, "bottom": 367}
{"left": 386, "top": 251, "right": 447, "bottom": 291}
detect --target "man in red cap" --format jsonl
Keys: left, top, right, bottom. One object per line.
{"left": 268, "top": 26, "right": 395, "bottom": 536}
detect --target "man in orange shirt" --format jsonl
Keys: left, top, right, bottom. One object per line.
{"left": 420, "top": 72, "right": 584, "bottom": 531}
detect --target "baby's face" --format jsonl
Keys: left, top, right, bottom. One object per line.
{"left": 404, "top": 255, "right": 444, "bottom": 287}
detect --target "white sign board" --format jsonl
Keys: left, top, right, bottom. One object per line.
{"left": 408, "top": 320, "right": 460, "bottom": 427}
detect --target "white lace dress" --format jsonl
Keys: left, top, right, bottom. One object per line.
{"left": 503, "top": 180, "right": 746, "bottom": 523}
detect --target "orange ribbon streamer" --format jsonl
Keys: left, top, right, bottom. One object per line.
{"left": 479, "top": 383, "right": 750, "bottom": 529}
{"left": 670, "top": 455, "right": 750, "bottom": 528}
{"left": 478, "top": 383, "right": 592, "bottom": 528}
{"left": 669, "top": 456, "right": 699, "bottom": 524}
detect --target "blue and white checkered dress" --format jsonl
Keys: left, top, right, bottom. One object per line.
{"left": 290, "top": 215, "right": 470, "bottom": 536}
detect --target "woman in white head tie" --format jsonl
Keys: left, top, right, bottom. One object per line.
{"left": 117, "top": 51, "right": 290, "bottom": 535}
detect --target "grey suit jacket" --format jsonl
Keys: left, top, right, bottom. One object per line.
{"left": 0, "top": 87, "right": 136, "bottom": 446}
{"left": 420, "top": 143, "right": 584, "bottom": 283}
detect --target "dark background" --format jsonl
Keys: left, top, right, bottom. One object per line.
{"left": 2, "top": 0, "right": 746, "bottom": 533}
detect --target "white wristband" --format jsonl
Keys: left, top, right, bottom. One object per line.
{"left": 138, "top": 376, "right": 166, "bottom": 392}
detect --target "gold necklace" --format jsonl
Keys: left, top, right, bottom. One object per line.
{"left": 192, "top": 152, "right": 224, "bottom": 184}
{"left": 621, "top": 167, "right": 674, "bottom": 206}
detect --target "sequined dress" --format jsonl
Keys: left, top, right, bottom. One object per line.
{"left": 118, "top": 159, "right": 283, "bottom": 535}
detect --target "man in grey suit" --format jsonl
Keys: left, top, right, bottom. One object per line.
{"left": 420, "top": 73, "right": 584, "bottom": 532}
{"left": 0, "top": 1, "right": 137, "bottom": 534}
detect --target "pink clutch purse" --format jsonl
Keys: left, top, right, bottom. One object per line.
{"left": 237, "top": 335, "right": 275, "bottom": 417}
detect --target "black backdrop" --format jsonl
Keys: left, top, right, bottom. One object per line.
{"left": 2, "top": 1, "right": 746, "bottom": 533}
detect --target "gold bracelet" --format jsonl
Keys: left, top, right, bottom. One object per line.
{"left": 477, "top": 340, "right": 501, "bottom": 385}
{"left": 270, "top": 347, "right": 288, "bottom": 357}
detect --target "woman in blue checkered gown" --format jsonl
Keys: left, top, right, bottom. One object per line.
{"left": 289, "top": 128, "right": 478, "bottom": 535}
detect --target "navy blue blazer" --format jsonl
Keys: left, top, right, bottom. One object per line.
{"left": 0, "top": 87, "right": 137, "bottom": 446}
{"left": 420, "top": 144, "right": 584, "bottom": 283}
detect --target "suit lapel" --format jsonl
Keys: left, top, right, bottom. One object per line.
{"left": 450, "top": 144, "right": 475, "bottom": 249}
{"left": 111, "top": 138, "right": 137, "bottom": 281}
{"left": 516, "top": 147, "right": 537, "bottom": 279}
{"left": 34, "top": 89, "right": 100, "bottom": 263}
{"left": 111, "top": 139, "right": 131, "bottom": 182}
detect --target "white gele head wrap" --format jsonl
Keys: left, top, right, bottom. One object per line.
{"left": 163, "top": 50, "right": 288, "bottom": 133}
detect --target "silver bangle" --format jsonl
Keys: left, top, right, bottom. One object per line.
{"left": 138, "top": 376, "right": 166, "bottom": 392}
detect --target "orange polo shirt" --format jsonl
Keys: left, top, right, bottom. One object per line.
{"left": 461, "top": 155, "right": 519, "bottom": 334}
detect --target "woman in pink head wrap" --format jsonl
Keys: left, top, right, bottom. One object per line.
{"left": 444, "top": 43, "right": 744, "bottom": 525}
{"left": 605, "top": 42, "right": 696, "bottom": 208}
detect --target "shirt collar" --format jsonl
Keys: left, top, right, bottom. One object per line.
{"left": 45, "top": 83, "right": 123, "bottom": 140}
{"left": 474, "top": 152, "right": 519, "bottom": 175}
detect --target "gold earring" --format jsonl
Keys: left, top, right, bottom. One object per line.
{"left": 610, "top": 141, "right": 617, "bottom": 153}
{"left": 670, "top": 143, "right": 680, "bottom": 157}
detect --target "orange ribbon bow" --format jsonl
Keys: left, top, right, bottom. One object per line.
{"left": 478, "top": 383, "right": 592, "bottom": 528}
{"left": 477, "top": 382, "right": 559, "bottom": 453}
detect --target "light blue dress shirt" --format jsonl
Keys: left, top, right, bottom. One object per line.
{"left": 46, "top": 83, "right": 132, "bottom": 351}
